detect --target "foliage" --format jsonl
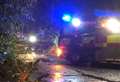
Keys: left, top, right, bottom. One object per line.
{"left": 0, "top": 0, "right": 37, "bottom": 32}
{"left": 0, "top": 32, "right": 33, "bottom": 82}
{"left": 0, "top": 0, "right": 38, "bottom": 66}
{"left": 0, "top": 33, "right": 16, "bottom": 58}
{"left": 0, "top": 0, "right": 59, "bottom": 81}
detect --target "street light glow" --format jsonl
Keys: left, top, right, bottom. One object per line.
{"left": 29, "top": 35, "right": 37, "bottom": 43}
{"left": 102, "top": 18, "right": 120, "bottom": 33}
{"left": 62, "top": 14, "right": 72, "bottom": 22}
{"left": 72, "top": 18, "right": 81, "bottom": 27}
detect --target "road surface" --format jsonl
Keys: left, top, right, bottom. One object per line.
{"left": 30, "top": 60, "right": 107, "bottom": 82}
{"left": 75, "top": 67, "right": 120, "bottom": 82}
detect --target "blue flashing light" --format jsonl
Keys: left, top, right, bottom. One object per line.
{"left": 62, "top": 14, "right": 72, "bottom": 22}
{"left": 72, "top": 18, "right": 81, "bottom": 27}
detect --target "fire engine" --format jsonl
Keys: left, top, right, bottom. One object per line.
{"left": 59, "top": 12, "right": 120, "bottom": 65}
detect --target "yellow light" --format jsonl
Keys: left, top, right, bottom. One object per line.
{"left": 54, "top": 73, "right": 62, "bottom": 79}
{"left": 52, "top": 72, "right": 63, "bottom": 82}
{"left": 55, "top": 47, "right": 63, "bottom": 57}
{"left": 18, "top": 52, "right": 38, "bottom": 63}
{"left": 51, "top": 65, "right": 64, "bottom": 72}
{"left": 31, "top": 52, "right": 37, "bottom": 58}
{"left": 102, "top": 18, "right": 120, "bottom": 33}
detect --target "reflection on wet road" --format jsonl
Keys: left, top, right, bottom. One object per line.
{"left": 31, "top": 60, "right": 106, "bottom": 82}
{"left": 49, "top": 64, "right": 106, "bottom": 82}
{"left": 49, "top": 64, "right": 83, "bottom": 82}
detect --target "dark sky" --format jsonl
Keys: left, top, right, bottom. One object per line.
{"left": 28, "top": 0, "right": 120, "bottom": 32}
{"left": 33, "top": 0, "right": 120, "bottom": 22}
{"left": 1, "top": 0, "right": 120, "bottom": 32}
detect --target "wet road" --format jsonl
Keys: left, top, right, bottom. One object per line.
{"left": 49, "top": 64, "right": 82, "bottom": 82}
{"left": 31, "top": 61, "right": 106, "bottom": 82}
{"left": 49, "top": 64, "right": 106, "bottom": 82}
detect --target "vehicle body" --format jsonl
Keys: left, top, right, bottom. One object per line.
{"left": 59, "top": 16, "right": 120, "bottom": 65}
{"left": 60, "top": 32, "right": 97, "bottom": 65}
{"left": 95, "top": 31, "right": 120, "bottom": 64}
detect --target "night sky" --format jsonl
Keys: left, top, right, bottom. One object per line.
{"left": 1, "top": 0, "right": 120, "bottom": 32}
{"left": 34, "top": 0, "right": 120, "bottom": 23}
{"left": 12, "top": 0, "right": 120, "bottom": 32}
{"left": 32, "top": 0, "right": 120, "bottom": 26}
